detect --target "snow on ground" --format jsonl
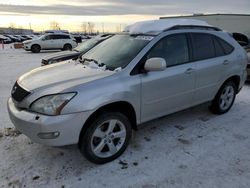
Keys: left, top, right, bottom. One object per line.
{"left": 1, "top": 46, "right": 250, "bottom": 188}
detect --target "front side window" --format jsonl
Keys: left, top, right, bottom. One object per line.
{"left": 43, "top": 35, "right": 53, "bottom": 40}
{"left": 191, "top": 33, "right": 215, "bottom": 61}
{"left": 147, "top": 34, "right": 189, "bottom": 67}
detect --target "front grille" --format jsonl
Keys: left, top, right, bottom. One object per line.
{"left": 11, "top": 82, "right": 30, "bottom": 102}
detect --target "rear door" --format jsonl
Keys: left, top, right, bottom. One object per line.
{"left": 41, "top": 35, "right": 57, "bottom": 49}
{"left": 140, "top": 33, "right": 196, "bottom": 122}
{"left": 55, "top": 35, "right": 69, "bottom": 48}
{"left": 190, "top": 33, "right": 233, "bottom": 104}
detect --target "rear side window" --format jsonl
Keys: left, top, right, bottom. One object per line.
{"left": 191, "top": 33, "right": 215, "bottom": 61}
{"left": 53, "top": 35, "right": 70, "bottom": 39}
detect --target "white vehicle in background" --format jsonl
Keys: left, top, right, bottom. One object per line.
{"left": 45, "top": 30, "right": 69, "bottom": 34}
{"left": 23, "top": 33, "right": 77, "bottom": 53}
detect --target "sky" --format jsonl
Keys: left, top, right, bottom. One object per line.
{"left": 0, "top": 0, "right": 250, "bottom": 32}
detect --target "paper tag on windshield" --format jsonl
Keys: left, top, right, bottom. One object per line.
{"left": 135, "top": 36, "right": 154, "bottom": 41}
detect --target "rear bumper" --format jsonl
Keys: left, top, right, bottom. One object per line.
{"left": 7, "top": 97, "right": 91, "bottom": 146}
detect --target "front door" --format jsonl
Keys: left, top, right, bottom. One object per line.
{"left": 140, "top": 33, "right": 196, "bottom": 122}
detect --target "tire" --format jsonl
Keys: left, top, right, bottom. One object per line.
{"left": 31, "top": 44, "right": 41, "bottom": 53}
{"left": 210, "top": 81, "right": 237, "bottom": 114}
{"left": 63, "top": 44, "right": 72, "bottom": 51}
{"left": 79, "top": 112, "right": 132, "bottom": 164}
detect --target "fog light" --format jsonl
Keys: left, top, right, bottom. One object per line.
{"left": 37, "top": 132, "right": 60, "bottom": 139}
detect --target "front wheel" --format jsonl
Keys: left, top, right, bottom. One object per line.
{"left": 210, "top": 81, "right": 237, "bottom": 114}
{"left": 31, "top": 44, "right": 41, "bottom": 53}
{"left": 79, "top": 112, "right": 132, "bottom": 164}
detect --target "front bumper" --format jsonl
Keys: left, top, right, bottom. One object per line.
{"left": 23, "top": 44, "right": 31, "bottom": 51}
{"left": 7, "top": 97, "right": 91, "bottom": 146}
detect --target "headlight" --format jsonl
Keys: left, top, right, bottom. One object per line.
{"left": 30, "top": 93, "right": 76, "bottom": 115}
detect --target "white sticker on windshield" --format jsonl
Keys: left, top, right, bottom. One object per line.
{"left": 135, "top": 36, "right": 154, "bottom": 41}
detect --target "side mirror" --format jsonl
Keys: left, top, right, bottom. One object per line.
{"left": 144, "top": 58, "right": 167, "bottom": 72}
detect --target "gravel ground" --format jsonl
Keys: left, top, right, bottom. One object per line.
{"left": 0, "top": 46, "right": 250, "bottom": 188}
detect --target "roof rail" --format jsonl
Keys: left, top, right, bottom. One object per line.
{"left": 165, "top": 25, "right": 222, "bottom": 32}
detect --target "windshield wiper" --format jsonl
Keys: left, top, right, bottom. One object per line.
{"left": 79, "top": 58, "right": 112, "bottom": 70}
{"left": 80, "top": 58, "right": 99, "bottom": 65}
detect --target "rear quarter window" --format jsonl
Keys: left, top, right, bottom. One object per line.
{"left": 216, "top": 37, "right": 234, "bottom": 55}
{"left": 213, "top": 37, "right": 225, "bottom": 57}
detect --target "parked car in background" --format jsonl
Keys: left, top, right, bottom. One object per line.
{"left": 232, "top": 33, "right": 249, "bottom": 47}
{"left": 72, "top": 34, "right": 82, "bottom": 43}
{"left": 231, "top": 33, "right": 250, "bottom": 81}
{"left": 41, "top": 34, "right": 113, "bottom": 66}
{"left": 21, "top": 35, "right": 33, "bottom": 40}
{"left": 0, "top": 35, "right": 12, "bottom": 44}
{"left": 23, "top": 33, "right": 77, "bottom": 53}
{"left": 45, "top": 30, "right": 69, "bottom": 34}
{"left": 14, "top": 35, "right": 26, "bottom": 42}
{"left": 4, "top": 35, "right": 20, "bottom": 43}
{"left": 247, "top": 51, "right": 250, "bottom": 81}
{"left": 8, "top": 19, "right": 248, "bottom": 164}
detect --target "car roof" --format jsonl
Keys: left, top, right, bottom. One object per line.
{"left": 45, "top": 33, "right": 70, "bottom": 36}
{"left": 124, "top": 19, "right": 221, "bottom": 35}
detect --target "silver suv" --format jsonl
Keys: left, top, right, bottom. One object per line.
{"left": 8, "top": 19, "right": 248, "bottom": 164}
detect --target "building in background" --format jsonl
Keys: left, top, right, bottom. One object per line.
{"left": 0, "top": 27, "right": 33, "bottom": 35}
{"left": 160, "top": 14, "right": 250, "bottom": 37}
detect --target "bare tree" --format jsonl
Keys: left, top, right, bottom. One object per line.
{"left": 115, "top": 24, "right": 123, "bottom": 33}
{"left": 9, "top": 23, "right": 16, "bottom": 29}
{"left": 81, "top": 22, "right": 87, "bottom": 34}
{"left": 87, "top": 22, "right": 95, "bottom": 34}
{"left": 50, "top": 21, "right": 60, "bottom": 30}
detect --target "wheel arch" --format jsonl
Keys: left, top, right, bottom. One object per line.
{"left": 63, "top": 43, "right": 72, "bottom": 48}
{"left": 31, "top": 43, "right": 41, "bottom": 48}
{"left": 221, "top": 75, "right": 241, "bottom": 93}
{"left": 78, "top": 101, "right": 137, "bottom": 146}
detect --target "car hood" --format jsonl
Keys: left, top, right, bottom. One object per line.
{"left": 43, "top": 50, "right": 79, "bottom": 61}
{"left": 18, "top": 61, "right": 115, "bottom": 92}
{"left": 23, "top": 39, "right": 33, "bottom": 43}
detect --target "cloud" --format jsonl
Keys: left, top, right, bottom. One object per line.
{"left": 0, "top": 0, "right": 249, "bottom": 16}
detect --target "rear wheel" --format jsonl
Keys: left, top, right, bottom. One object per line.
{"left": 63, "top": 44, "right": 72, "bottom": 51}
{"left": 31, "top": 44, "right": 41, "bottom": 53}
{"left": 210, "top": 81, "right": 237, "bottom": 114}
{"left": 79, "top": 112, "right": 132, "bottom": 164}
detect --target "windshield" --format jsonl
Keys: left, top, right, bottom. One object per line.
{"left": 82, "top": 34, "right": 151, "bottom": 70}
{"left": 38, "top": 35, "right": 45, "bottom": 40}
{"left": 74, "top": 38, "right": 102, "bottom": 53}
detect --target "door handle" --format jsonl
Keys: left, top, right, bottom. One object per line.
{"left": 223, "top": 60, "right": 229, "bottom": 65}
{"left": 185, "top": 68, "right": 195, "bottom": 74}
